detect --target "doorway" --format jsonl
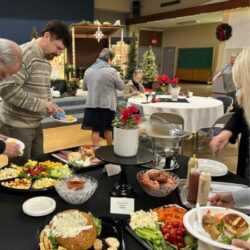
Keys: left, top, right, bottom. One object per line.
{"left": 162, "top": 47, "right": 175, "bottom": 77}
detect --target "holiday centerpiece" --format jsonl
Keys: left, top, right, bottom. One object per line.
{"left": 216, "top": 23, "right": 232, "bottom": 41}
{"left": 157, "top": 74, "right": 180, "bottom": 100}
{"left": 169, "top": 76, "right": 180, "bottom": 101}
{"left": 112, "top": 106, "right": 141, "bottom": 157}
{"left": 157, "top": 74, "right": 171, "bottom": 93}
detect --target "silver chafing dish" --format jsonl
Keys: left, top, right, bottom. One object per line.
{"left": 139, "top": 116, "right": 190, "bottom": 170}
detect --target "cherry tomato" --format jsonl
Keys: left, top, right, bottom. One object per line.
{"left": 162, "top": 227, "right": 169, "bottom": 234}
{"left": 173, "top": 221, "right": 180, "bottom": 228}
{"left": 170, "top": 229, "right": 177, "bottom": 239}
{"left": 176, "top": 229, "right": 183, "bottom": 236}
{"left": 176, "top": 235, "right": 184, "bottom": 242}
{"left": 177, "top": 242, "right": 185, "bottom": 248}
{"left": 164, "top": 233, "right": 170, "bottom": 240}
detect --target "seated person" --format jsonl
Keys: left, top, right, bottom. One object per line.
{"left": 124, "top": 69, "right": 145, "bottom": 100}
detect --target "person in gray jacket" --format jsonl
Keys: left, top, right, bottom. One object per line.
{"left": 82, "top": 48, "right": 125, "bottom": 146}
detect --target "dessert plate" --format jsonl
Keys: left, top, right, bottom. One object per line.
{"left": 22, "top": 196, "right": 56, "bottom": 217}
{"left": 198, "top": 158, "right": 228, "bottom": 177}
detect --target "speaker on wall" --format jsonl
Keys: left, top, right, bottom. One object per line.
{"left": 132, "top": 0, "right": 140, "bottom": 17}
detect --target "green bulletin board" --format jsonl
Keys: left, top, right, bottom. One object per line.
{"left": 177, "top": 47, "right": 213, "bottom": 69}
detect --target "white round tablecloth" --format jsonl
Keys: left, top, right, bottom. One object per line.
{"left": 127, "top": 95, "right": 224, "bottom": 133}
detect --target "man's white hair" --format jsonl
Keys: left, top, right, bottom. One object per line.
{"left": 0, "top": 38, "right": 22, "bottom": 68}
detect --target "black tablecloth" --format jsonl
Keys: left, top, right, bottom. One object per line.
{"left": 0, "top": 156, "right": 247, "bottom": 250}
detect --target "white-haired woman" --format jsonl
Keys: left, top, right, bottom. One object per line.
{"left": 210, "top": 48, "right": 250, "bottom": 183}
{"left": 124, "top": 69, "right": 145, "bottom": 100}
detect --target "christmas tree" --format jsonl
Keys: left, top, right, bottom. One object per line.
{"left": 141, "top": 46, "right": 158, "bottom": 84}
{"left": 30, "top": 26, "right": 38, "bottom": 39}
{"left": 125, "top": 32, "right": 137, "bottom": 80}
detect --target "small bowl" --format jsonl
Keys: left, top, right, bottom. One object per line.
{"left": 137, "top": 169, "right": 179, "bottom": 197}
{"left": 55, "top": 175, "right": 98, "bottom": 204}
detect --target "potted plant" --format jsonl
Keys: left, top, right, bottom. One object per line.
{"left": 157, "top": 74, "right": 180, "bottom": 100}
{"left": 157, "top": 74, "right": 171, "bottom": 93}
{"left": 169, "top": 77, "right": 180, "bottom": 101}
{"left": 67, "top": 78, "right": 80, "bottom": 96}
{"left": 112, "top": 106, "right": 141, "bottom": 157}
{"left": 64, "top": 64, "right": 75, "bottom": 80}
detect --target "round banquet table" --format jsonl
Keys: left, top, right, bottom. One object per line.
{"left": 0, "top": 154, "right": 248, "bottom": 250}
{"left": 127, "top": 95, "right": 224, "bottom": 133}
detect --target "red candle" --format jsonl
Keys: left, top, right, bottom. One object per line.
{"left": 187, "top": 168, "right": 200, "bottom": 203}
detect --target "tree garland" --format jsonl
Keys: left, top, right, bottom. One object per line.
{"left": 216, "top": 23, "right": 232, "bottom": 41}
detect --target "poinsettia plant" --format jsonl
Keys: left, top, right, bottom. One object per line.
{"left": 157, "top": 74, "right": 180, "bottom": 88}
{"left": 112, "top": 106, "right": 141, "bottom": 129}
{"left": 157, "top": 74, "right": 171, "bottom": 86}
{"left": 171, "top": 77, "right": 180, "bottom": 88}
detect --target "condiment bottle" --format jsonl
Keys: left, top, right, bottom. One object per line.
{"left": 187, "top": 168, "right": 200, "bottom": 203}
{"left": 186, "top": 154, "right": 198, "bottom": 187}
{"left": 197, "top": 172, "right": 211, "bottom": 206}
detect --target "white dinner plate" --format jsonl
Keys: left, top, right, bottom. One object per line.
{"left": 50, "top": 115, "right": 77, "bottom": 124}
{"left": 22, "top": 196, "right": 56, "bottom": 217}
{"left": 183, "top": 206, "right": 250, "bottom": 250}
{"left": 198, "top": 158, "right": 228, "bottom": 177}
{"left": 6, "top": 137, "right": 25, "bottom": 151}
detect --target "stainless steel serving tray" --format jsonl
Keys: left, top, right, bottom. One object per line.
{"left": 178, "top": 179, "right": 249, "bottom": 214}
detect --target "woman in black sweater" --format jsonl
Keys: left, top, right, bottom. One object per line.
{"left": 210, "top": 48, "right": 250, "bottom": 184}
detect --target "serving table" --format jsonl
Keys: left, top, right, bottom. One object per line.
{"left": 0, "top": 156, "right": 248, "bottom": 250}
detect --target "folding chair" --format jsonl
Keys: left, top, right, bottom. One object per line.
{"left": 215, "top": 96, "right": 234, "bottom": 113}
{"left": 196, "top": 112, "right": 234, "bottom": 158}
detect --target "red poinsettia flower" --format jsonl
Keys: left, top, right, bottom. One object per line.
{"left": 129, "top": 105, "right": 139, "bottom": 114}
{"left": 157, "top": 74, "right": 171, "bottom": 85}
{"left": 134, "top": 114, "right": 141, "bottom": 122}
{"left": 122, "top": 109, "right": 130, "bottom": 117}
{"left": 113, "top": 105, "right": 141, "bottom": 129}
{"left": 172, "top": 77, "right": 179, "bottom": 85}
{"left": 120, "top": 116, "right": 128, "bottom": 123}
